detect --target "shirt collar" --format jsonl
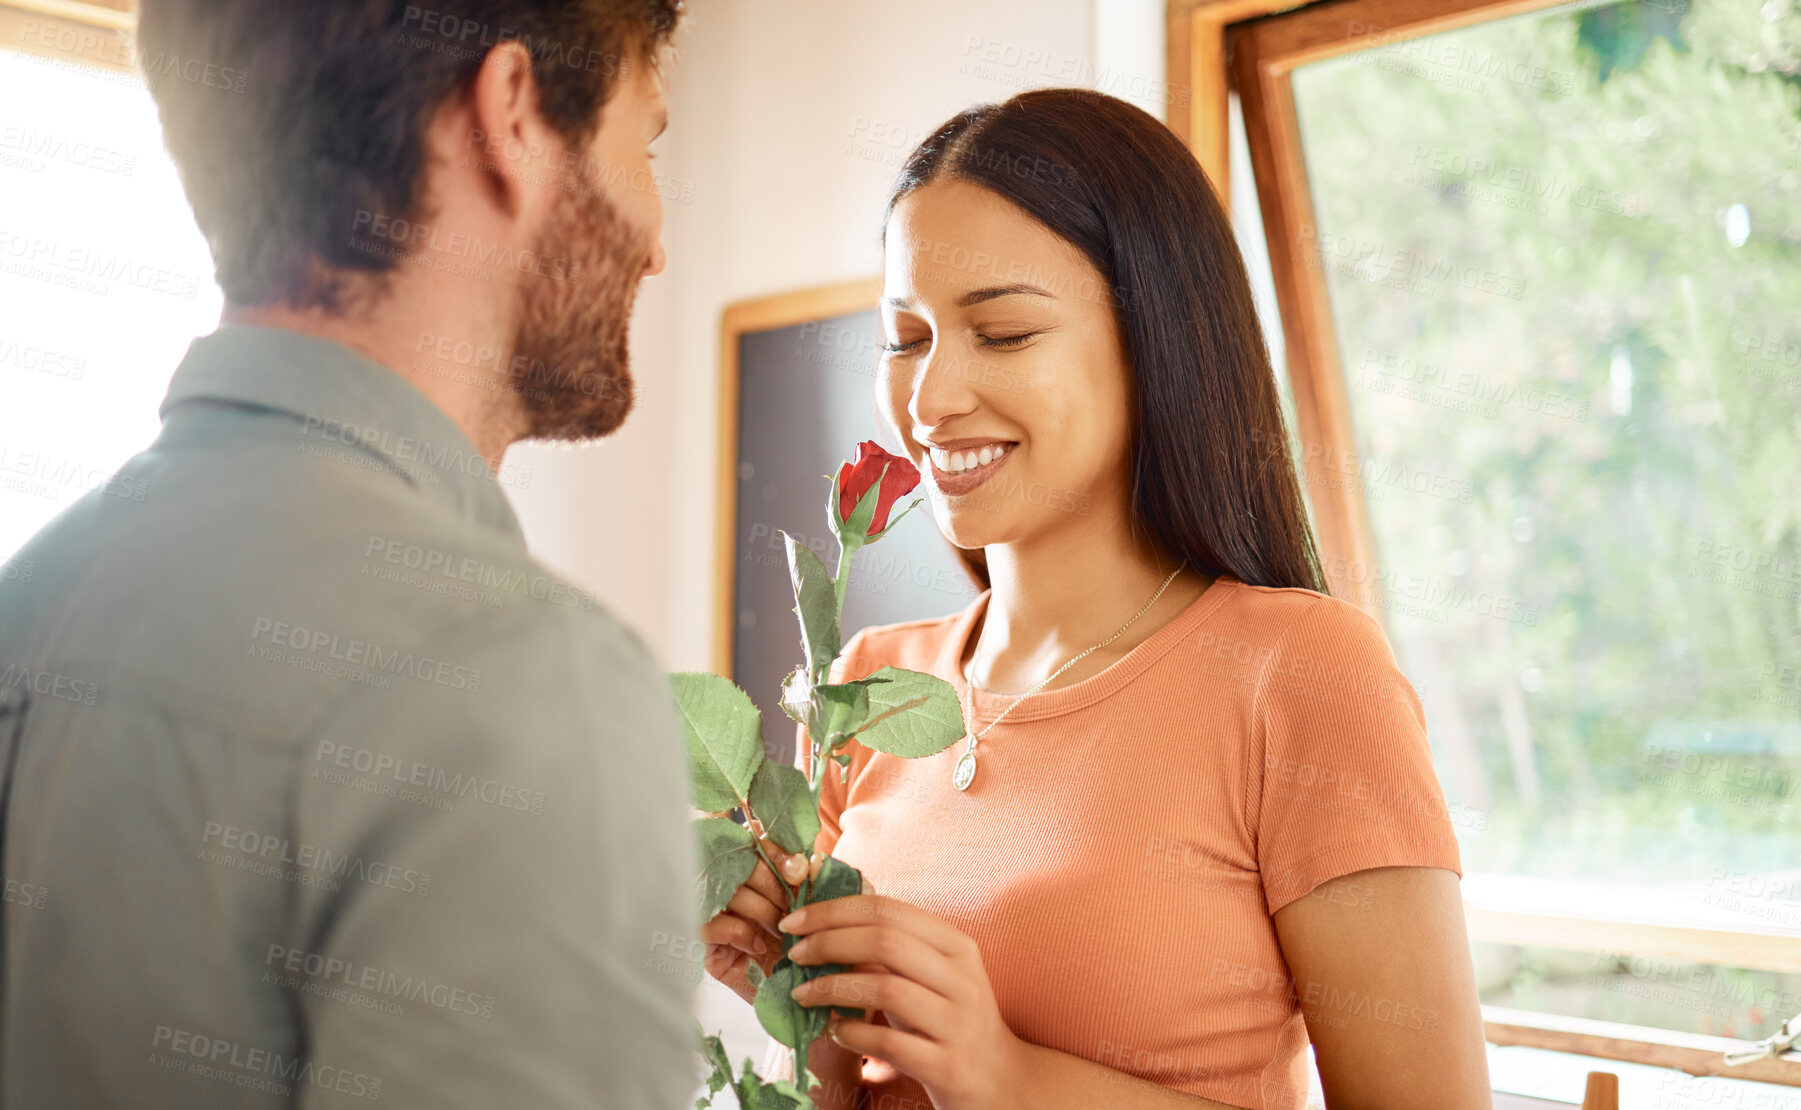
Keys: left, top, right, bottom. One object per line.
{"left": 159, "top": 322, "right": 524, "bottom": 541}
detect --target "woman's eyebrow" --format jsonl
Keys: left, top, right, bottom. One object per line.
{"left": 882, "top": 282, "right": 1055, "bottom": 310}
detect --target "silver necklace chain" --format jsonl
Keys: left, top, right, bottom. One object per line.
{"left": 951, "top": 562, "right": 1185, "bottom": 790}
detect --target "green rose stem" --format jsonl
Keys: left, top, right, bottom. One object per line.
{"left": 686, "top": 445, "right": 955, "bottom": 1110}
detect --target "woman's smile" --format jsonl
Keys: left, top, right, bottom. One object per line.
{"left": 926, "top": 440, "right": 1016, "bottom": 495}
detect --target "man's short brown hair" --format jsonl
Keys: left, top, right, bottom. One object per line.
{"left": 136, "top": 0, "right": 681, "bottom": 312}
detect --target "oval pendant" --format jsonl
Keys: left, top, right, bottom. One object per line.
{"left": 952, "top": 749, "right": 977, "bottom": 791}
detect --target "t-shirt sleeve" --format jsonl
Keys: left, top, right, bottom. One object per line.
{"left": 1249, "top": 594, "right": 1462, "bottom": 916}
{"left": 794, "top": 628, "right": 871, "bottom": 860}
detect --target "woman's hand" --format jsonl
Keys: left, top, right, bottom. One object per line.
{"left": 779, "top": 894, "right": 1028, "bottom": 1110}
{"left": 700, "top": 832, "right": 810, "bottom": 1005}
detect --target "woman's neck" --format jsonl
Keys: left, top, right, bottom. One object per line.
{"left": 961, "top": 527, "right": 1215, "bottom": 696}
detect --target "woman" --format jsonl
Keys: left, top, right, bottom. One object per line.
{"left": 703, "top": 87, "right": 1490, "bottom": 1110}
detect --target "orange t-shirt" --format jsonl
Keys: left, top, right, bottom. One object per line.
{"left": 794, "top": 575, "right": 1462, "bottom": 1110}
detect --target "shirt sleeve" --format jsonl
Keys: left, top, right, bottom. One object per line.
{"left": 292, "top": 605, "right": 697, "bottom": 1109}
{"left": 1249, "top": 594, "right": 1463, "bottom": 916}
{"left": 796, "top": 629, "right": 871, "bottom": 861}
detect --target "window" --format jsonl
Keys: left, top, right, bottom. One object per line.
{"left": 0, "top": 19, "right": 223, "bottom": 562}
{"left": 1211, "top": 0, "right": 1801, "bottom": 1081}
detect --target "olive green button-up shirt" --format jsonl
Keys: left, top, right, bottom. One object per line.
{"left": 0, "top": 324, "right": 699, "bottom": 1109}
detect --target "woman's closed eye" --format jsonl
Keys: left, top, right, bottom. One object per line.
{"left": 880, "top": 331, "right": 1040, "bottom": 354}
{"left": 979, "top": 331, "right": 1038, "bottom": 350}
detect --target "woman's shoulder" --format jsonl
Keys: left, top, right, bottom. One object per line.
{"left": 1199, "top": 579, "right": 1406, "bottom": 707}
{"left": 1212, "top": 579, "right": 1391, "bottom": 652}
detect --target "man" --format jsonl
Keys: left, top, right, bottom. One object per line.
{"left": 0, "top": 2, "right": 696, "bottom": 1106}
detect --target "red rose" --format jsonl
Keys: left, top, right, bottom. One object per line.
{"left": 835, "top": 440, "right": 920, "bottom": 536}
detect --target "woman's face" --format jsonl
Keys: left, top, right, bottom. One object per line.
{"left": 877, "top": 179, "right": 1135, "bottom": 553}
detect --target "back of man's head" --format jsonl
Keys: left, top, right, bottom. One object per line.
{"left": 136, "top": 0, "right": 680, "bottom": 315}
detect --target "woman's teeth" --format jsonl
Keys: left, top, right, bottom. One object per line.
{"left": 930, "top": 443, "right": 1012, "bottom": 473}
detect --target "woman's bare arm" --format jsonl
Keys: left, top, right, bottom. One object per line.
{"left": 1271, "top": 867, "right": 1491, "bottom": 1110}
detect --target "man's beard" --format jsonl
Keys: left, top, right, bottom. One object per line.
{"left": 506, "top": 179, "right": 649, "bottom": 441}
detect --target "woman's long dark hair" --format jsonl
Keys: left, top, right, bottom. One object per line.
{"left": 884, "top": 87, "right": 1326, "bottom": 594}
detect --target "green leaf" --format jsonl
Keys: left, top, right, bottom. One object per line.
{"left": 869, "top": 495, "right": 926, "bottom": 540}
{"left": 671, "top": 672, "right": 766, "bottom": 812}
{"left": 784, "top": 534, "right": 840, "bottom": 681}
{"left": 745, "top": 960, "right": 766, "bottom": 991}
{"left": 692, "top": 1019, "right": 734, "bottom": 1107}
{"left": 777, "top": 667, "right": 810, "bottom": 725}
{"left": 695, "top": 817, "right": 758, "bottom": 922}
{"left": 737, "top": 1071, "right": 811, "bottom": 1110}
{"left": 747, "top": 761, "right": 820, "bottom": 857}
{"left": 814, "top": 681, "right": 870, "bottom": 746}
{"left": 809, "top": 855, "right": 863, "bottom": 903}
{"left": 851, "top": 666, "right": 967, "bottom": 757}
{"left": 806, "top": 856, "right": 868, "bottom": 1021}
{"left": 753, "top": 958, "right": 830, "bottom": 1050}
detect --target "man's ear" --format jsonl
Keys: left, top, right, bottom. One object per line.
{"left": 456, "top": 39, "right": 562, "bottom": 224}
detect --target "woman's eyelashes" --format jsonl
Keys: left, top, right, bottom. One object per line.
{"left": 879, "top": 331, "right": 1042, "bottom": 354}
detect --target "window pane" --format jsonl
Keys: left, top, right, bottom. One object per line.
{"left": 0, "top": 48, "right": 223, "bottom": 562}
{"left": 1288, "top": 0, "right": 1800, "bottom": 909}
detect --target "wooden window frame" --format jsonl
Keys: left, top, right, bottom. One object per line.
{"left": 1173, "top": 0, "right": 1801, "bottom": 1083}
{"left": 0, "top": 0, "right": 135, "bottom": 73}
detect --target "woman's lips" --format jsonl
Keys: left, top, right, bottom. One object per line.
{"left": 928, "top": 444, "right": 1015, "bottom": 495}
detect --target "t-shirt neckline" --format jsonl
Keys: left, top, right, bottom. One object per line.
{"left": 934, "top": 574, "right": 1241, "bottom": 726}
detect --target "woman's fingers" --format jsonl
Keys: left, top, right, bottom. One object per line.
{"left": 746, "top": 839, "right": 807, "bottom": 905}
{"left": 701, "top": 908, "right": 772, "bottom": 958}
{"left": 726, "top": 877, "right": 787, "bottom": 935}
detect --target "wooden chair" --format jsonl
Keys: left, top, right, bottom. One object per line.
{"left": 1581, "top": 1071, "right": 1619, "bottom": 1110}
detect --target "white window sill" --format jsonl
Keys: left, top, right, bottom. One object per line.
{"left": 1489, "top": 1043, "right": 1801, "bottom": 1108}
